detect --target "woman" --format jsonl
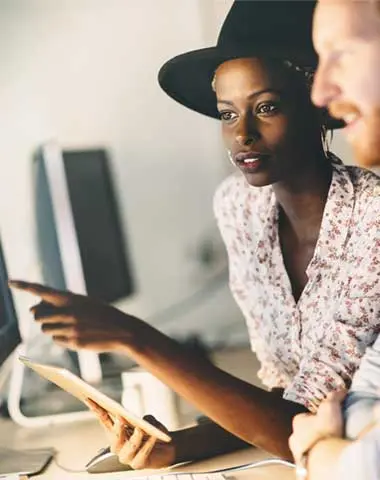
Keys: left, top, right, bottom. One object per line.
{"left": 10, "top": 0, "right": 380, "bottom": 469}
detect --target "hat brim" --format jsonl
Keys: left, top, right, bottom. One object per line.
{"left": 158, "top": 46, "right": 344, "bottom": 130}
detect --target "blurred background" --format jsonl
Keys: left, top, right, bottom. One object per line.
{"left": 0, "top": 0, "right": 240, "bottom": 345}
{"left": 0, "top": 0, "right": 357, "bottom": 421}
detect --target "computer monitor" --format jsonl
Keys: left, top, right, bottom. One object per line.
{"left": 6, "top": 142, "right": 133, "bottom": 427}
{"left": 0, "top": 240, "right": 55, "bottom": 474}
{"left": 32, "top": 142, "right": 135, "bottom": 383}
{"left": 34, "top": 143, "right": 134, "bottom": 305}
{"left": 0, "top": 238, "right": 21, "bottom": 394}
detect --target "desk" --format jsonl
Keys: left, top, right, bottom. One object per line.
{"left": 0, "top": 348, "right": 294, "bottom": 479}
{"left": 0, "top": 418, "right": 294, "bottom": 480}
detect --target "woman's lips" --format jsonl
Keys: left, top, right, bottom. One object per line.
{"left": 234, "top": 152, "right": 270, "bottom": 172}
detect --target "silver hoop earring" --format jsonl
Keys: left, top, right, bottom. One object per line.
{"left": 321, "top": 126, "right": 330, "bottom": 158}
{"left": 228, "top": 150, "right": 235, "bottom": 166}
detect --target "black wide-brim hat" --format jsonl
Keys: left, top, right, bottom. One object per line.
{"left": 159, "top": 0, "right": 342, "bottom": 130}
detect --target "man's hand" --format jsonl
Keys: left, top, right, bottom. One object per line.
{"left": 9, "top": 280, "right": 142, "bottom": 352}
{"left": 288, "top": 389, "right": 347, "bottom": 463}
{"left": 87, "top": 400, "right": 176, "bottom": 469}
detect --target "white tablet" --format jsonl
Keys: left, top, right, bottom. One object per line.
{"left": 19, "top": 356, "right": 171, "bottom": 443}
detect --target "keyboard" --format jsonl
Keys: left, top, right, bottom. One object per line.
{"left": 121, "top": 459, "right": 295, "bottom": 480}
{"left": 130, "top": 475, "right": 225, "bottom": 480}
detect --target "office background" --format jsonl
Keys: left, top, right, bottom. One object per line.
{"left": 0, "top": 0, "right": 355, "bottom": 348}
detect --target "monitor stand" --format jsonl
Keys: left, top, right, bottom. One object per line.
{"left": 7, "top": 344, "right": 124, "bottom": 427}
{"left": 7, "top": 345, "right": 96, "bottom": 427}
{"left": 0, "top": 446, "right": 54, "bottom": 476}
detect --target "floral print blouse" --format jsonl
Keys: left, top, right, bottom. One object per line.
{"left": 214, "top": 156, "right": 380, "bottom": 412}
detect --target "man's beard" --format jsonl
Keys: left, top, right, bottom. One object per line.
{"left": 352, "top": 111, "right": 380, "bottom": 168}
{"left": 329, "top": 101, "right": 380, "bottom": 168}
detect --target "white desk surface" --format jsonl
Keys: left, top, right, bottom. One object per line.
{"left": 0, "top": 348, "right": 295, "bottom": 479}
{"left": 0, "top": 417, "right": 295, "bottom": 480}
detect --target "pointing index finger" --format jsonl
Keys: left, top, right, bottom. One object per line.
{"left": 9, "top": 280, "right": 70, "bottom": 306}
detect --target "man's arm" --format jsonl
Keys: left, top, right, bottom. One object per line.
{"left": 289, "top": 391, "right": 350, "bottom": 480}
{"left": 307, "top": 425, "right": 380, "bottom": 480}
{"left": 306, "top": 437, "right": 351, "bottom": 480}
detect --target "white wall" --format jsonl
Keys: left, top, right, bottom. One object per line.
{"left": 0, "top": 0, "right": 248, "bottom": 345}
{"left": 0, "top": 0, "right": 360, "bottom": 348}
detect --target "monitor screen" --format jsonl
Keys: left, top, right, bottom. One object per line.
{"left": 34, "top": 147, "right": 135, "bottom": 304}
{"left": 0, "top": 239, "right": 21, "bottom": 367}
{"left": 63, "top": 150, "right": 134, "bottom": 303}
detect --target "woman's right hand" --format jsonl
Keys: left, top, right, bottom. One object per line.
{"left": 87, "top": 399, "right": 176, "bottom": 470}
{"left": 9, "top": 280, "right": 144, "bottom": 353}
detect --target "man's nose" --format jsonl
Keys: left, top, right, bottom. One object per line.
{"left": 312, "top": 61, "right": 341, "bottom": 108}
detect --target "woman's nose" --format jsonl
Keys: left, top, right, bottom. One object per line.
{"left": 236, "top": 133, "right": 259, "bottom": 147}
{"left": 235, "top": 114, "right": 260, "bottom": 146}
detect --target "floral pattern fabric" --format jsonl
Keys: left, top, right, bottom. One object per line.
{"left": 214, "top": 157, "right": 380, "bottom": 412}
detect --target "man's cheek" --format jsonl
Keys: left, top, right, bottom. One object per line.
{"left": 353, "top": 54, "right": 380, "bottom": 111}
{"left": 359, "top": 81, "right": 380, "bottom": 113}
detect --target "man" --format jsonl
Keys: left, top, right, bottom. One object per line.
{"left": 312, "top": 0, "right": 380, "bottom": 167}
{"left": 289, "top": 1, "right": 380, "bottom": 479}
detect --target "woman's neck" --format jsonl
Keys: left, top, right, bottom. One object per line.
{"left": 272, "top": 153, "right": 333, "bottom": 244}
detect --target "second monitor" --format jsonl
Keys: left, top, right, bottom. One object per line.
{"left": 34, "top": 143, "right": 135, "bottom": 304}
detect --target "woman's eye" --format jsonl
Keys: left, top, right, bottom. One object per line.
{"left": 257, "top": 103, "right": 279, "bottom": 115}
{"left": 219, "top": 111, "right": 238, "bottom": 122}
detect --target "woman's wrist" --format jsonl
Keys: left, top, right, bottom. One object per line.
{"left": 170, "top": 428, "right": 190, "bottom": 464}
{"left": 110, "top": 308, "right": 149, "bottom": 353}
{"left": 169, "top": 425, "right": 219, "bottom": 464}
